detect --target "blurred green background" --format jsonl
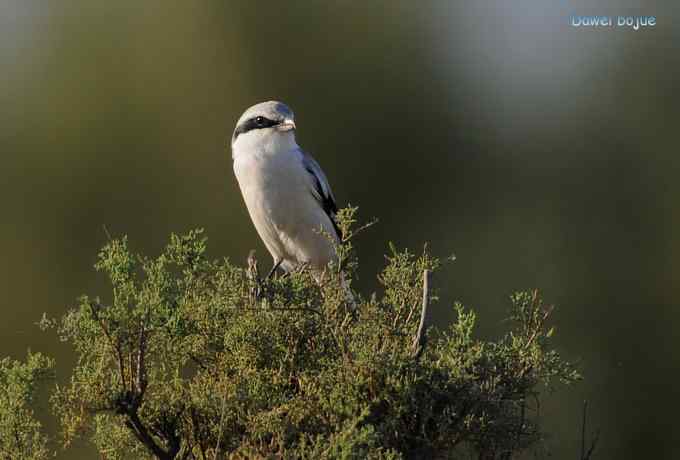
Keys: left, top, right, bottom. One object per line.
{"left": 2, "top": 1, "right": 678, "bottom": 458}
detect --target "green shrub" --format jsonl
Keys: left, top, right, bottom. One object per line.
{"left": 0, "top": 352, "right": 53, "bottom": 460}
{"left": 24, "top": 208, "right": 578, "bottom": 459}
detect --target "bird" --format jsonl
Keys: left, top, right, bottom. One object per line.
{"left": 230, "top": 101, "right": 343, "bottom": 280}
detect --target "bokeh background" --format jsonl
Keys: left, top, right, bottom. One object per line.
{"left": 2, "top": 1, "right": 679, "bottom": 458}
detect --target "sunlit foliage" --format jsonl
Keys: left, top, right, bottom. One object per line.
{"left": 17, "top": 209, "right": 579, "bottom": 459}
{"left": 0, "top": 352, "right": 53, "bottom": 460}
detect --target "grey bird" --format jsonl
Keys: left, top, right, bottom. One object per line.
{"left": 231, "top": 101, "right": 342, "bottom": 279}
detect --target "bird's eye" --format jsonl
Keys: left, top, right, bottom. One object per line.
{"left": 255, "top": 116, "right": 265, "bottom": 125}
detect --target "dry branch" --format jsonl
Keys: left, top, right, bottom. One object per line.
{"left": 412, "top": 269, "right": 432, "bottom": 358}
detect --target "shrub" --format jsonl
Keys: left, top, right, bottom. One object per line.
{"left": 0, "top": 352, "right": 53, "bottom": 460}
{"left": 30, "top": 208, "right": 578, "bottom": 459}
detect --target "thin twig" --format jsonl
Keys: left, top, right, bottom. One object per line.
{"left": 392, "top": 301, "right": 405, "bottom": 328}
{"left": 523, "top": 303, "right": 554, "bottom": 351}
{"left": 341, "top": 218, "right": 378, "bottom": 243}
{"left": 403, "top": 299, "right": 418, "bottom": 325}
{"left": 89, "top": 301, "right": 128, "bottom": 392}
{"left": 581, "top": 400, "right": 587, "bottom": 459}
{"left": 412, "top": 269, "right": 432, "bottom": 358}
{"left": 580, "top": 399, "right": 600, "bottom": 460}
{"left": 102, "top": 224, "right": 113, "bottom": 241}
{"left": 585, "top": 430, "right": 600, "bottom": 460}
{"left": 135, "top": 318, "right": 148, "bottom": 396}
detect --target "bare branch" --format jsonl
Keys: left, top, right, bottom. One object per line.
{"left": 412, "top": 269, "right": 432, "bottom": 358}
{"left": 580, "top": 400, "right": 600, "bottom": 460}
{"left": 581, "top": 400, "right": 587, "bottom": 459}
{"left": 246, "top": 250, "right": 261, "bottom": 301}
{"left": 136, "top": 319, "right": 148, "bottom": 397}
{"left": 125, "top": 412, "right": 172, "bottom": 460}
{"left": 89, "top": 300, "right": 128, "bottom": 392}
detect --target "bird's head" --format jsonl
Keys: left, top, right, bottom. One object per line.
{"left": 231, "top": 101, "right": 297, "bottom": 155}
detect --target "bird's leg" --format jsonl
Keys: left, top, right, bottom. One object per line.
{"left": 266, "top": 259, "right": 283, "bottom": 280}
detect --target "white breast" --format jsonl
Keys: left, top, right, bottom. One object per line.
{"left": 233, "top": 142, "right": 337, "bottom": 271}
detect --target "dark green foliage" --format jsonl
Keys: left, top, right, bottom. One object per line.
{"left": 37, "top": 209, "right": 578, "bottom": 459}
{"left": 0, "top": 352, "right": 54, "bottom": 460}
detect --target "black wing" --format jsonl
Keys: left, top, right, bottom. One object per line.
{"left": 301, "top": 151, "right": 342, "bottom": 240}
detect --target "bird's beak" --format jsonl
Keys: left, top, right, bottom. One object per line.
{"left": 277, "top": 118, "right": 296, "bottom": 131}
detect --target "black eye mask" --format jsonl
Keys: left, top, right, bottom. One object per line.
{"left": 233, "top": 116, "right": 280, "bottom": 141}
